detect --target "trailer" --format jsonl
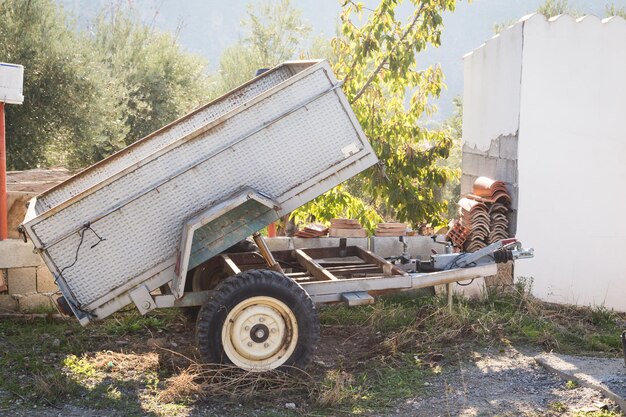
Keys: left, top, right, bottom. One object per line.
{"left": 20, "top": 59, "right": 533, "bottom": 371}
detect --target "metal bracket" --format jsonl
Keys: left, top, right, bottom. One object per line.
{"left": 341, "top": 291, "right": 375, "bottom": 306}
{"left": 129, "top": 284, "right": 156, "bottom": 315}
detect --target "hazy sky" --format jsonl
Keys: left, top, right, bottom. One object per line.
{"left": 59, "top": 0, "right": 626, "bottom": 120}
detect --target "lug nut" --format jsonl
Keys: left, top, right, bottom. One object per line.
{"left": 264, "top": 343, "right": 269, "bottom": 348}
{"left": 247, "top": 342, "right": 253, "bottom": 347}
{"left": 271, "top": 328, "right": 277, "bottom": 333}
{"left": 259, "top": 317, "right": 265, "bottom": 322}
{"left": 244, "top": 326, "right": 250, "bottom": 331}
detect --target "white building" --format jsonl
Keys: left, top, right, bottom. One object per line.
{"left": 461, "top": 13, "right": 626, "bottom": 311}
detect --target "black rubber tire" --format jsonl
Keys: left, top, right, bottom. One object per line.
{"left": 195, "top": 269, "right": 320, "bottom": 370}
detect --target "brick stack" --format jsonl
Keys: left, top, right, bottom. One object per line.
{"left": 449, "top": 177, "right": 512, "bottom": 252}
{"left": 329, "top": 218, "right": 367, "bottom": 238}
{"left": 375, "top": 223, "right": 407, "bottom": 237}
{"left": 295, "top": 223, "right": 328, "bottom": 238}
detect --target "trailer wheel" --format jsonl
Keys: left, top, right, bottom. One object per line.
{"left": 196, "top": 269, "right": 319, "bottom": 371}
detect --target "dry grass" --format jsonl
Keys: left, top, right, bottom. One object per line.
{"left": 90, "top": 351, "right": 160, "bottom": 380}
{"left": 159, "top": 361, "right": 316, "bottom": 404}
{"left": 316, "top": 369, "right": 358, "bottom": 407}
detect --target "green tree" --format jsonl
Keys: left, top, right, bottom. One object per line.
{"left": 436, "top": 96, "right": 462, "bottom": 220}
{"left": 90, "top": 9, "right": 211, "bottom": 151}
{"left": 329, "top": 0, "right": 457, "bottom": 228}
{"left": 0, "top": 0, "right": 117, "bottom": 169}
{"left": 605, "top": 3, "right": 626, "bottom": 18}
{"left": 537, "top": 0, "right": 580, "bottom": 18}
{"left": 0, "top": 0, "right": 211, "bottom": 170}
{"left": 212, "top": 0, "right": 311, "bottom": 95}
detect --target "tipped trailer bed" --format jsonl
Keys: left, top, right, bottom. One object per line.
{"left": 20, "top": 59, "right": 533, "bottom": 371}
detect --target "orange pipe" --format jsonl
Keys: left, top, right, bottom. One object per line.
{"left": 268, "top": 222, "right": 276, "bottom": 238}
{"left": 0, "top": 102, "right": 6, "bottom": 240}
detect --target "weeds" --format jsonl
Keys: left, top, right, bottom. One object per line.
{"left": 565, "top": 380, "right": 579, "bottom": 390}
{"left": 1, "top": 285, "right": 624, "bottom": 415}
{"left": 320, "top": 281, "right": 625, "bottom": 357}
{"left": 159, "top": 362, "right": 314, "bottom": 404}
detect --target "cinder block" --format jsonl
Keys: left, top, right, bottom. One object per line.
{"left": 461, "top": 152, "right": 480, "bottom": 176}
{"left": 487, "top": 138, "right": 500, "bottom": 158}
{"left": 480, "top": 156, "right": 498, "bottom": 179}
{"left": 0, "top": 239, "right": 42, "bottom": 269}
{"left": 17, "top": 293, "right": 54, "bottom": 313}
{"left": 496, "top": 158, "right": 517, "bottom": 183}
{"left": 508, "top": 210, "right": 518, "bottom": 236}
{"left": 265, "top": 237, "right": 292, "bottom": 251}
{"left": 369, "top": 235, "right": 442, "bottom": 259}
{"left": 461, "top": 174, "right": 476, "bottom": 196}
{"left": 0, "top": 269, "right": 6, "bottom": 292}
{"left": 37, "top": 265, "right": 58, "bottom": 293}
{"left": 485, "top": 262, "right": 514, "bottom": 288}
{"left": 0, "top": 294, "right": 18, "bottom": 312}
{"left": 291, "top": 237, "right": 368, "bottom": 250}
{"left": 499, "top": 135, "right": 518, "bottom": 160}
{"left": 461, "top": 143, "right": 487, "bottom": 156}
{"left": 7, "top": 267, "right": 37, "bottom": 295}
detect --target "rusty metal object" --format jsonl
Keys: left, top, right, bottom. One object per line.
{"left": 252, "top": 232, "right": 284, "bottom": 273}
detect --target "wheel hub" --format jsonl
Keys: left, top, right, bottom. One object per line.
{"left": 222, "top": 296, "right": 299, "bottom": 370}
{"left": 250, "top": 323, "right": 270, "bottom": 343}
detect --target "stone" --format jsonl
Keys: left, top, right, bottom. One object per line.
{"left": 36, "top": 265, "right": 58, "bottom": 293}
{"left": 0, "top": 294, "right": 18, "bottom": 312}
{"left": 17, "top": 293, "right": 54, "bottom": 312}
{"left": 7, "top": 267, "right": 37, "bottom": 295}
{"left": 0, "top": 239, "right": 42, "bottom": 269}
{"left": 284, "top": 403, "right": 296, "bottom": 410}
{"left": 52, "top": 339, "right": 61, "bottom": 348}
{"left": 116, "top": 340, "right": 129, "bottom": 347}
{"left": 7, "top": 192, "right": 36, "bottom": 240}
{"left": 147, "top": 338, "right": 166, "bottom": 348}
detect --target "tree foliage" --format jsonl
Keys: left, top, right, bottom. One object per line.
{"left": 537, "top": 0, "right": 580, "bottom": 18}
{"left": 212, "top": 0, "right": 311, "bottom": 95}
{"left": 292, "top": 185, "right": 382, "bottom": 233}
{"left": 329, "top": 0, "right": 457, "bottom": 227}
{"left": 605, "top": 3, "right": 626, "bottom": 18}
{"left": 0, "top": 0, "right": 112, "bottom": 169}
{"left": 0, "top": 0, "right": 210, "bottom": 170}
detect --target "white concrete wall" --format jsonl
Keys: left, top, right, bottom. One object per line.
{"left": 515, "top": 14, "right": 626, "bottom": 311}
{"left": 462, "top": 19, "right": 524, "bottom": 151}
{"left": 463, "top": 13, "right": 626, "bottom": 311}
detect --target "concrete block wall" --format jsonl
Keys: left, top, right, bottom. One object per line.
{"left": 265, "top": 235, "right": 444, "bottom": 260}
{"left": 461, "top": 134, "right": 519, "bottom": 234}
{"left": 0, "top": 239, "right": 58, "bottom": 313}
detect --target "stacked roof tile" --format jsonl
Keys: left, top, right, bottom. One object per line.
{"left": 295, "top": 223, "right": 328, "bottom": 238}
{"left": 375, "top": 222, "right": 407, "bottom": 237}
{"left": 447, "top": 177, "right": 512, "bottom": 252}
{"left": 328, "top": 218, "right": 367, "bottom": 238}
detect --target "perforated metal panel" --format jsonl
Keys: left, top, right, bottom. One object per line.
{"left": 36, "top": 66, "right": 296, "bottom": 212}
{"left": 24, "top": 60, "right": 378, "bottom": 314}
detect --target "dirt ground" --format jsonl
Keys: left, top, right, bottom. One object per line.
{"left": 0, "top": 316, "right": 622, "bottom": 417}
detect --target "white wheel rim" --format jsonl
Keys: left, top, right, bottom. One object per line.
{"left": 222, "top": 296, "right": 298, "bottom": 371}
